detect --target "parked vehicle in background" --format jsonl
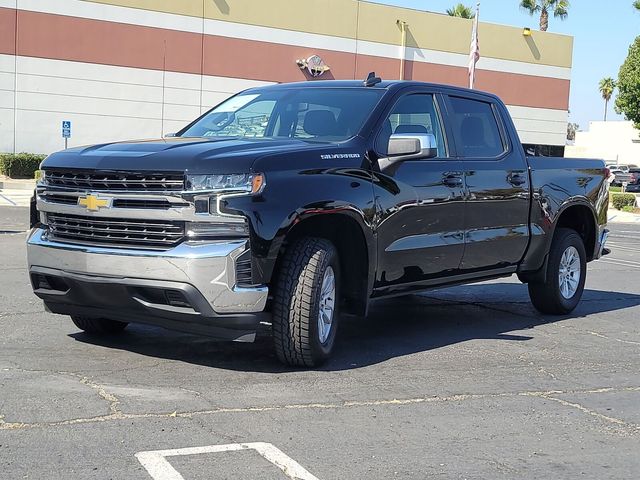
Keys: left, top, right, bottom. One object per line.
{"left": 606, "top": 164, "right": 635, "bottom": 174}
{"left": 27, "top": 78, "right": 610, "bottom": 367}
{"left": 611, "top": 169, "right": 638, "bottom": 187}
{"left": 625, "top": 168, "right": 640, "bottom": 192}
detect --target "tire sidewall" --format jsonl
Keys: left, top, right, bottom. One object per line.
{"left": 549, "top": 230, "right": 587, "bottom": 312}
{"left": 309, "top": 247, "right": 340, "bottom": 360}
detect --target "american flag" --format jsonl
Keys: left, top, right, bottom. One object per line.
{"left": 469, "top": 3, "right": 480, "bottom": 89}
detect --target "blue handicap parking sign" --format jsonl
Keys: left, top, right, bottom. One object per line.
{"left": 62, "top": 120, "right": 72, "bottom": 138}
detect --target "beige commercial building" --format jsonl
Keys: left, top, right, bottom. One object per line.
{"left": 1, "top": 0, "right": 574, "bottom": 154}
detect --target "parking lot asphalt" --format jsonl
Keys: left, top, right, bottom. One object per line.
{"left": 1, "top": 206, "right": 639, "bottom": 479}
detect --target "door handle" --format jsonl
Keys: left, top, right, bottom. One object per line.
{"left": 442, "top": 174, "right": 463, "bottom": 188}
{"left": 508, "top": 173, "right": 526, "bottom": 186}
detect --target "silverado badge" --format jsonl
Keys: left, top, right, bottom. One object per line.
{"left": 78, "top": 194, "right": 111, "bottom": 211}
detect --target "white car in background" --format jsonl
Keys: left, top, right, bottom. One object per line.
{"left": 606, "top": 164, "right": 638, "bottom": 174}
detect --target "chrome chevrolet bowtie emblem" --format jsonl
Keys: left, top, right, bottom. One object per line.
{"left": 78, "top": 194, "right": 111, "bottom": 211}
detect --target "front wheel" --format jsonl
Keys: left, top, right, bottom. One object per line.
{"left": 272, "top": 237, "right": 340, "bottom": 367}
{"left": 528, "top": 228, "right": 587, "bottom": 314}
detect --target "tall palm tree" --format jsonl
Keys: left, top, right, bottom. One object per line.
{"left": 520, "top": 0, "right": 570, "bottom": 31}
{"left": 447, "top": 3, "right": 475, "bottom": 18}
{"left": 599, "top": 77, "right": 616, "bottom": 121}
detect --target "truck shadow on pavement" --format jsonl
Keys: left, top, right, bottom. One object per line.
{"left": 70, "top": 283, "right": 640, "bottom": 372}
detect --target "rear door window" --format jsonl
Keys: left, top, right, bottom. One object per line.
{"left": 448, "top": 96, "right": 506, "bottom": 158}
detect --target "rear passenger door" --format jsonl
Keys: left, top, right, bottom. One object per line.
{"left": 445, "top": 94, "right": 531, "bottom": 271}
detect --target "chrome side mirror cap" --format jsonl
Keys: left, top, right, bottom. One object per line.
{"left": 379, "top": 133, "right": 438, "bottom": 171}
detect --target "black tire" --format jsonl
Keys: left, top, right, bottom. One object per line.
{"left": 528, "top": 228, "right": 587, "bottom": 315}
{"left": 70, "top": 315, "right": 128, "bottom": 335}
{"left": 272, "top": 237, "right": 340, "bottom": 367}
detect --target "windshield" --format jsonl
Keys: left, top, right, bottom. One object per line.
{"left": 180, "top": 88, "right": 385, "bottom": 142}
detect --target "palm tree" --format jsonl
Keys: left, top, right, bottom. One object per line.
{"left": 447, "top": 3, "right": 475, "bottom": 18}
{"left": 599, "top": 77, "right": 616, "bottom": 121}
{"left": 520, "top": 0, "right": 570, "bottom": 32}
{"left": 635, "top": 1, "right": 640, "bottom": 10}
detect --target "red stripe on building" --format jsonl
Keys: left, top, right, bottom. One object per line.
{"left": 0, "top": 7, "right": 17, "bottom": 55}
{"left": 5, "top": 8, "right": 569, "bottom": 110}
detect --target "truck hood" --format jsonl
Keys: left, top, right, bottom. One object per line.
{"left": 41, "top": 137, "right": 331, "bottom": 174}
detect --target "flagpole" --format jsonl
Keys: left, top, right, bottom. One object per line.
{"left": 469, "top": 2, "right": 480, "bottom": 89}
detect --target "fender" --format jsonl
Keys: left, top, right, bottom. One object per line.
{"left": 222, "top": 167, "right": 378, "bottom": 291}
{"left": 519, "top": 195, "right": 600, "bottom": 277}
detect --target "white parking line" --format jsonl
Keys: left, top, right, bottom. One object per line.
{"left": 600, "top": 258, "right": 640, "bottom": 268}
{"left": 136, "top": 442, "right": 320, "bottom": 480}
{"left": 0, "top": 193, "right": 18, "bottom": 206}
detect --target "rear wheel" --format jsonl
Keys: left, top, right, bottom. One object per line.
{"left": 272, "top": 237, "right": 340, "bottom": 367}
{"left": 528, "top": 228, "right": 587, "bottom": 314}
{"left": 70, "top": 315, "right": 128, "bottom": 335}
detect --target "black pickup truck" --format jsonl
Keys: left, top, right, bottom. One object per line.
{"left": 28, "top": 77, "right": 610, "bottom": 367}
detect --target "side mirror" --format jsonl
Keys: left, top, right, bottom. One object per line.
{"left": 379, "top": 133, "right": 438, "bottom": 171}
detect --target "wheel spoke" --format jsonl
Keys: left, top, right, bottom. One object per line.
{"left": 318, "top": 266, "right": 336, "bottom": 344}
{"left": 558, "top": 245, "right": 581, "bottom": 300}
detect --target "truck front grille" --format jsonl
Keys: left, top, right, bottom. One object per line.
{"left": 47, "top": 213, "right": 185, "bottom": 249}
{"left": 43, "top": 170, "right": 184, "bottom": 192}
{"left": 39, "top": 194, "right": 186, "bottom": 210}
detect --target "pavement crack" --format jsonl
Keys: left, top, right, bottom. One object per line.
{"left": 178, "top": 386, "right": 203, "bottom": 397}
{"left": 537, "top": 366, "right": 558, "bottom": 380}
{"left": 585, "top": 330, "right": 640, "bottom": 346}
{"left": 534, "top": 393, "right": 640, "bottom": 436}
{"left": 1, "top": 366, "right": 122, "bottom": 418}
{"left": 2, "top": 385, "right": 639, "bottom": 433}
{"left": 0, "top": 310, "right": 46, "bottom": 318}
{"left": 78, "top": 376, "right": 121, "bottom": 416}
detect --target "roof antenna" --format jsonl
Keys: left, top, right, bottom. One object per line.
{"left": 364, "top": 72, "right": 382, "bottom": 87}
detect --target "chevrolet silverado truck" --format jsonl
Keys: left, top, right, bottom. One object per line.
{"left": 27, "top": 77, "right": 610, "bottom": 367}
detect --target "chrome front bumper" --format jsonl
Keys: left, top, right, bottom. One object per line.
{"left": 27, "top": 228, "right": 269, "bottom": 340}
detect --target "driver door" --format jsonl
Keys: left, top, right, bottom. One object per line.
{"left": 372, "top": 92, "right": 465, "bottom": 294}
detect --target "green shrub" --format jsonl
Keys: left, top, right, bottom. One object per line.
{"left": 622, "top": 205, "right": 636, "bottom": 213}
{"left": 0, "top": 153, "right": 46, "bottom": 178}
{"left": 611, "top": 193, "right": 637, "bottom": 210}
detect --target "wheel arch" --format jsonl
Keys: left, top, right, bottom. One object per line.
{"left": 271, "top": 211, "right": 374, "bottom": 317}
{"left": 553, "top": 201, "right": 598, "bottom": 261}
{"left": 519, "top": 199, "right": 598, "bottom": 284}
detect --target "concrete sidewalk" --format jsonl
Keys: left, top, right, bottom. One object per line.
{"left": 0, "top": 177, "right": 36, "bottom": 190}
{"left": 0, "top": 189, "right": 33, "bottom": 207}
{"left": 0, "top": 177, "right": 35, "bottom": 207}
{"left": 608, "top": 209, "right": 640, "bottom": 224}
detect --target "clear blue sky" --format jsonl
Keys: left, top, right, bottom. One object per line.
{"left": 368, "top": 0, "right": 639, "bottom": 131}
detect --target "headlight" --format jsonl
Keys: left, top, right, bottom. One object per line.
{"left": 185, "top": 173, "right": 264, "bottom": 194}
